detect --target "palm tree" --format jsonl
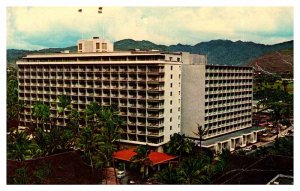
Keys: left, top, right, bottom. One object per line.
{"left": 177, "top": 156, "right": 212, "bottom": 184}
{"left": 282, "top": 80, "right": 289, "bottom": 93}
{"left": 85, "top": 102, "right": 102, "bottom": 129}
{"left": 193, "top": 124, "right": 209, "bottom": 152}
{"left": 57, "top": 95, "right": 71, "bottom": 125}
{"left": 32, "top": 101, "right": 50, "bottom": 130}
{"left": 130, "top": 145, "right": 153, "bottom": 179}
{"left": 164, "top": 133, "right": 193, "bottom": 161}
{"left": 76, "top": 126, "right": 104, "bottom": 174}
{"left": 154, "top": 165, "right": 179, "bottom": 184}
{"left": 7, "top": 131, "right": 33, "bottom": 161}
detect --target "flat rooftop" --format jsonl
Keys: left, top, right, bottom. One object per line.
{"left": 202, "top": 126, "right": 265, "bottom": 147}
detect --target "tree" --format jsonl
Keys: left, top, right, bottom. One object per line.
{"left": 164, "top": 133, "right": 193, "bottom": 161}
{"left": 76, "top": 126, "right": 105, "bottom": 175}
{"left": 193, "top": 124, "right": 209, "bottom": 152}
{"left": 56, "top": 95, "right": 71, "bottom": 125}
{"left": 177, "top": 155, "right": 212, "bottom": 184}
{"left": 32, "top": 102, "right": 50, "bottom": 130}
{"left": 130, "top": 145, "right": 153, "bottom": 179}
{"left": 7, "top": 131, "right": 33, "bottom": 161}
{"left": 154, "top": 165, "right": 179, "bottom": 184}
{"left": 282, "top": 80, "right": 289, "bottom": 93}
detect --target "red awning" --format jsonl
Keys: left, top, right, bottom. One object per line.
{"left": 113, "top": 148, "right": 177, "bottom": 165}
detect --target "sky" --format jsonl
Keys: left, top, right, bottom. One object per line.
{"left": 6, "top": 6, "right": 293, "bottom": 50}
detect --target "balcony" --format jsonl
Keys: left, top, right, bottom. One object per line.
{"left": 148, "top": 113, "right": 163, "bottom": 118}
{"left": 147, "top": 132, "right": 163, "bottom": 137}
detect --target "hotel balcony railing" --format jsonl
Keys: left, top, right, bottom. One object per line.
{"left": 148, "top": 123, "right": 162, "bottom": 127}
{"left": 120, "top": 112, "right": 127, "bottom": 116}
{"left": 137, "top": 113, "right": 146, "bottom": 117}
{"left": 128, "top": 86, "right": 137, "bottom": 90}
{"left": 148, "top": 96, "right": 163, "bottom": 100}
{"left": 137, "top": 69, "right": 147, "bottom": 72}
{"left": 137, "top": 104, "right": 146, "bottom": 108}
{"left": 138, "top": 131, "right": 146, "bottom": 135}
{"left": 128, "top": 121, "right": 136, "bottom": 125}
{"left": 128, "top": 130, "right": 136, "bottom": 134}
{"left": 147, "top": 132, "right": 163, "bottom": 136}
{"left": 128, "top": 69, "right": 137, "bottom": 72}
{"left": 148, "top": 114, "right": 163, "bottom": 118}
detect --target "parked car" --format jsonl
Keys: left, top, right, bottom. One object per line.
{"left": 251, "top": 145, "right": 257, "bottom": 150}
{"left": 243, "top": 147, "right": 252, "bottom": 151}
{"left": 127, "top": 179, "right": 135, "bottom": 184}
{"left": 117, "top": 170, "right": 125, "bottom": 179}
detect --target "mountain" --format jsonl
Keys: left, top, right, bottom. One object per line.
{"left": 7, "top": 39, "right": 293, "bottom": 66}
{"left": 7, "top": 46, "right": 77, "bottom": 65}
{"left": 114, "top": 39, "right": 293, "bottom": 66}
{"left": 246, "top": 48, "right": 293, "bottom": 75}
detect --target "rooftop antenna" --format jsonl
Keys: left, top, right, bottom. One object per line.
{"left": 98, "top": 7, "right": 104, "bottom": 39}
{"left": 78, "top": 8, "right": 83, "bottom": 39}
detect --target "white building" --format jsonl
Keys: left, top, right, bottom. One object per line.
{"left": 17, "top": 37, "right": 263, "bottom": 152}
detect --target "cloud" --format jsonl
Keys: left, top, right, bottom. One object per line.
{"left": 7, "top": 7, "right": 293, "bottom": 50}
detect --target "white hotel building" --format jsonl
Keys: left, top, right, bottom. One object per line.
{"left": 17, "top": 37, "right": 263, "bottom": 153}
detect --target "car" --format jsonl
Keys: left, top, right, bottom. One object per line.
{"left": 127, "top": 179, "right": 136, "bottom": 184}
{"left": 251, "top": 145, "right": 257, "bottom": 150}
{"left": 117, "top": 170, "right": 125, "bottom": 179}
{"left": 243, "top": 147, "right": 252, "bottom": 151}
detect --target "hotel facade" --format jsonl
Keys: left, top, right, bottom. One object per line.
{"left": 17, "top": 38, "right": 263, "bottom": 153}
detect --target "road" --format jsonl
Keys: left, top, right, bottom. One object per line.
{"left": 245, "top": 126, "right": 292, "bottom": 155}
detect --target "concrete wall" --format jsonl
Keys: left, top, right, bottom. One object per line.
{"left": 181, "top": 64, "right": 206, "bottom": 138}
{"left": 163, "top": 64, "right": 182, "bottom": 142}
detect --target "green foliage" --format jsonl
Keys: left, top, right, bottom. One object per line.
{"left": 57, "top": 95, "right": 71, "bottom": 115}
{"left": 154, "top": 165, "right": 180, "bottom": 184}
{"left": 164, "top": 133, "right": 194, "bottom": 159}
{"left": 33, "top": 127, "right": 74, "bottom": 156}
{"left": 12, "top": 167, "right": 29, "bottom": 184}
{"left": 176, "top": 155, "right": 212, "bottom": 184}
{"left": 33, "top": 162, "right": 52, "bottom": 184}
{"left": 8, "top": 40, "right": 293, "bottom": 66}
{"left": 130, "top": 145, "right": 153, "bottom": 179}
{"left": 7, "top": 131, "right": 33, "bottom": 161}
{"left": 32, "top": 102, "right": 50, "bottom": 130}
{"left": 272, "top": 137, "right": 293, "bottom": 156}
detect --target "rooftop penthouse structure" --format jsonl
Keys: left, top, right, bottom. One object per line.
{"left": 17, "top": 37, "right": 262, "bottom": 152}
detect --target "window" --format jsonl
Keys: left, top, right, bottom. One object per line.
{"left": 169, "top": 57, "right": 173, "bottom": 61}
{"left": 170, "top": 100, "right": 172, "bottom": 105}
{"left": 170, "top": 74, "right": 173, "bottom": 79}
{"left": 171, "top": 66, "right": 173, "bottom": 70}
{"left": 178, "top": 107, "right": 180, "bottom": 111}
{"left": 78, "top": 43, "right": 82, "bottom": 50}
{"left": 102, "top": 43, "right": 107, "bottom": 49}
{"left": 170, "top": 83, "right": 173, "bottom": 88}
{"left": 179, "top": 82, "right": 181, "bottom": 87}
{"left": 179, "top": 91, "right": 180, "bottom": 95}
{"left": 179, "top": 74, "right": 181, "bottom": 79}
{"left": 170, "top": 126, "right": 172, "bottom": 130}
{"left": 170, "top": 109, "right": 172, "bottom": 113}
{"left": 96, "top": 43, "right": 100, "bottom": 49}
{"left": 170, "top": 92, "right": 172, "bottom": 96}
{"left": 177, "top": 57, "right": 180, "bottom": 62}
{"left": 170, "top": 117, "right": 172, "bottom": 122}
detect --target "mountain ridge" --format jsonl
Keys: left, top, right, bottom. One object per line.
{"left": 7, "top": 39, "right": 293, "bottom": 66}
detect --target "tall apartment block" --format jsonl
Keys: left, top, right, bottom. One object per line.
{"left": 181, "top": 62, "right": 264, "bottom": 153}
{"left": 17, "top": 37, "right": 263, "bottom": 152}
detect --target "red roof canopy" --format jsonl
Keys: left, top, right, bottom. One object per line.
{"left": 113, "top": 148, "right": 177, "bottom": 165}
